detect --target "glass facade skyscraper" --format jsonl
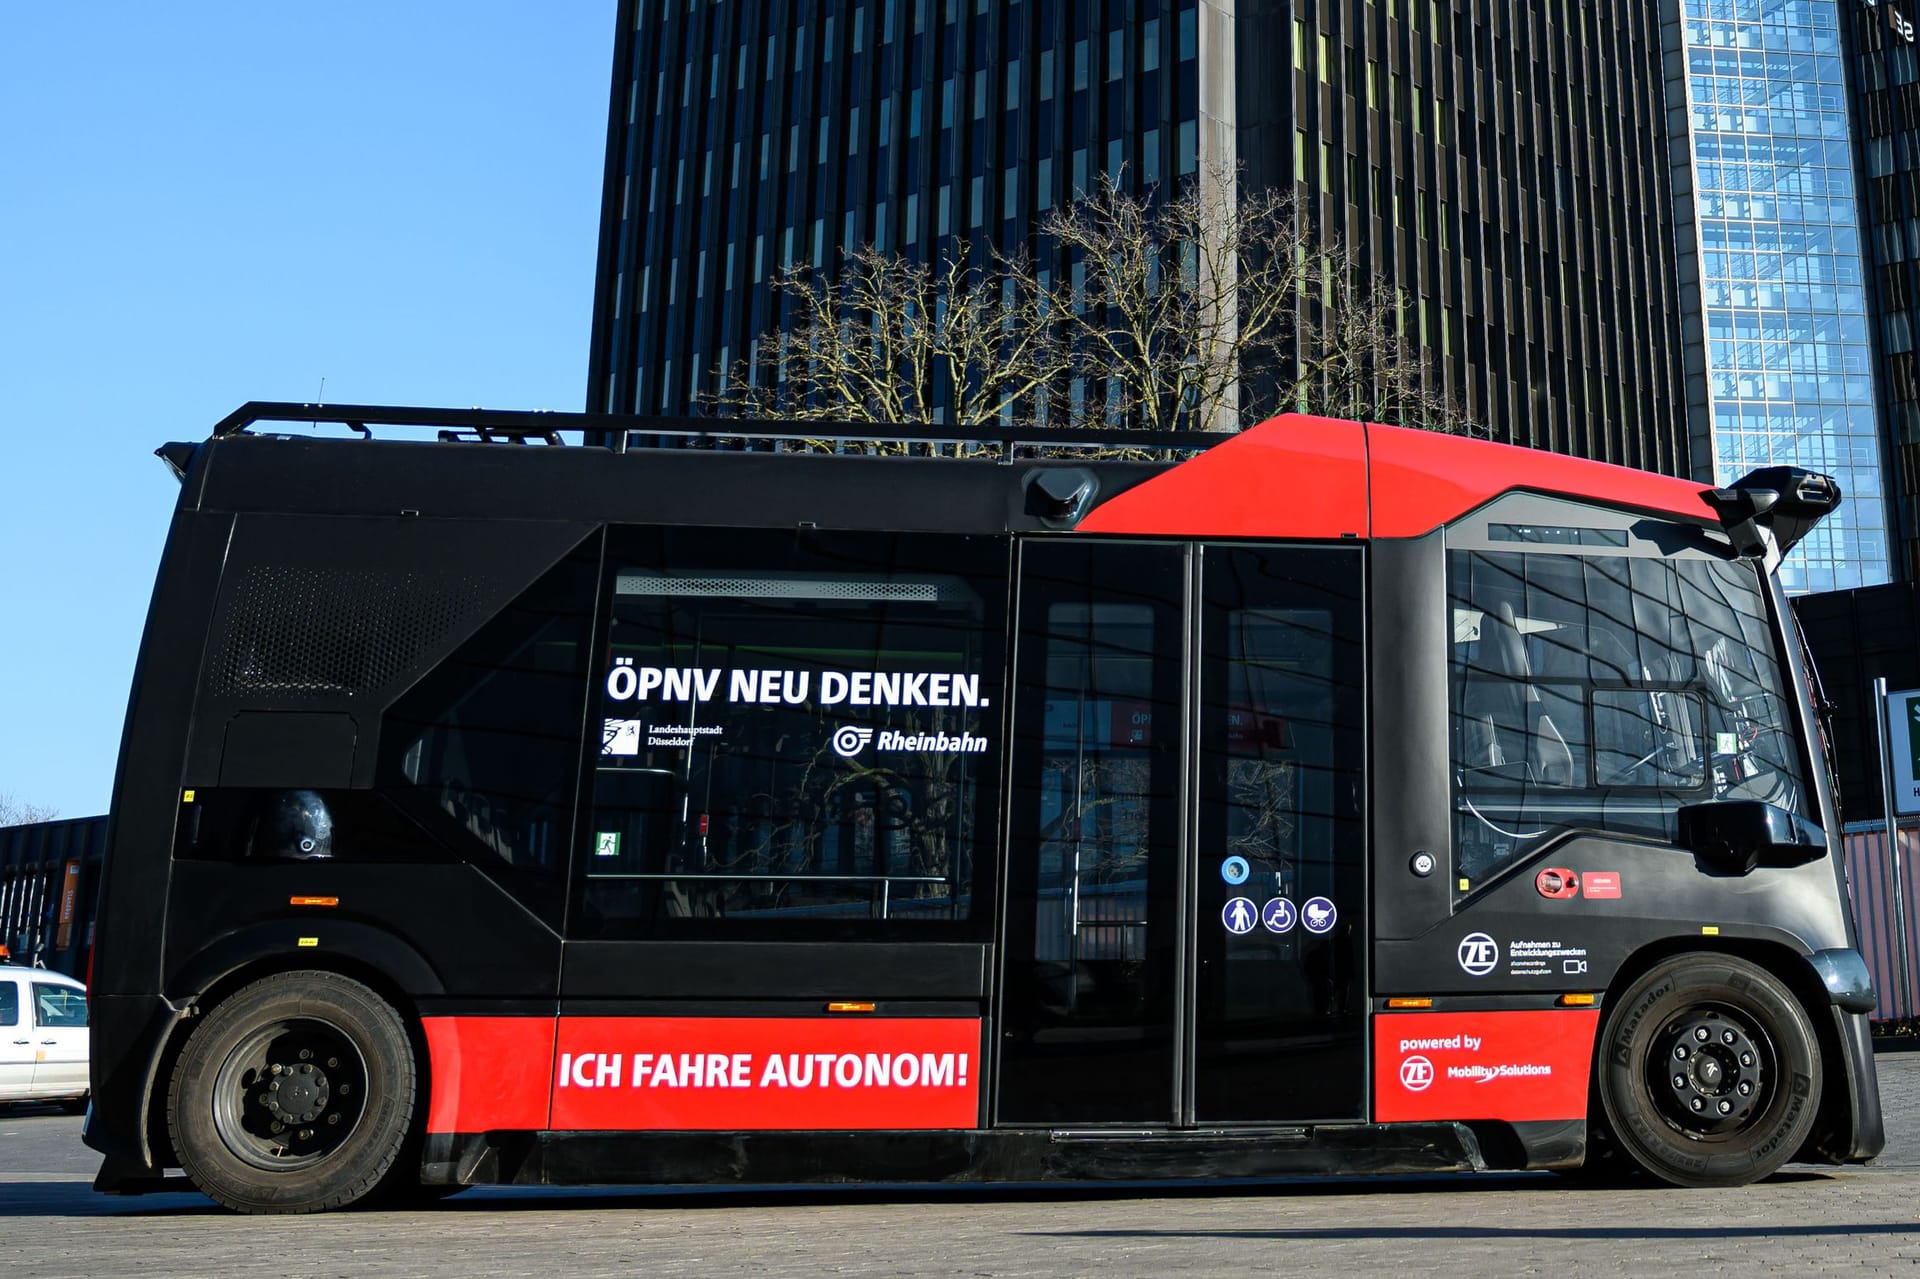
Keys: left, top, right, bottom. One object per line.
{"left": 1673, "top": 0, "right": 1892, "bottom": 593}
{"left": 1842, "top": 1, "right": 1920, "bottom": 579}
{"left": 588, "top": 1, "right": 1695, "bottom": 475}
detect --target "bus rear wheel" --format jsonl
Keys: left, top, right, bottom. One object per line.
{"left": 167, "top": 970, "right": 417, "bottom": 1214}
{"left": 1596, "top": 953, "right": 1820, "bottom": 1188}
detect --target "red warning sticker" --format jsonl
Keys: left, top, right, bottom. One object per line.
{"left": 547, "top": 1016, "right": 981, "bottom": 1131}
{"left": 1582, "top": 871, "right": 1622, "bottom": 900}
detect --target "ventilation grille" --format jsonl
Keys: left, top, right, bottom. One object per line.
{"left": 210, "top": 565, "right": 489, "bottom": 699}
{"left": 617, "top": 570, "right": 968, "bottom": 603}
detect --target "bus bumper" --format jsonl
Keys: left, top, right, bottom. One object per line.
{"left": 1805, "top": 948, "right": 1884, "bottom": 1164}
{"left": 82, "top": 993, "right": 188, "bottom": 1185}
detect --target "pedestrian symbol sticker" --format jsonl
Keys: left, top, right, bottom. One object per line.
{"left": 1222, "top": 897, "right": 1257, "bottom": 935}
{"left": 1302, "top": 896, "right": 1337, "bottom": 934}
{"left": 1262, "top": 897, "right": 1297, "bottom": 933}
{"left": 1221, "top": 855, "right": 1250, "bottom": 886}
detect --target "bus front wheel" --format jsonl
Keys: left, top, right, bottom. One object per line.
{"left": 166, "top": 970, "right": 417, "bottom": 1214}
{"left": 1596, "top": 953, "right": 1821, "bottom": 1188}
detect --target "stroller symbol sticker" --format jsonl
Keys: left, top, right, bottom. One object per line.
{"left": 1302, "top": 897, "right": 1337, "bottom": 934}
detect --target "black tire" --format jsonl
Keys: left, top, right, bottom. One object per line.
{"left": 59, "top": 1095, "right": 90, "bottom": 1116}
{"left": 1597, "top": 953, "right": 1821, "bottom": 1188}
{"left": 166, "top": 970, "right": 417, "bottom": 1214}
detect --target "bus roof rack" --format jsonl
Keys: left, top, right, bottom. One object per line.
{"left": 204, "top": 401, "right": 1227, "bottom": 458}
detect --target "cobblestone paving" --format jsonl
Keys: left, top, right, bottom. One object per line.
{"left": 4, "top": 1054, "right": 1918, "bottom": 1277}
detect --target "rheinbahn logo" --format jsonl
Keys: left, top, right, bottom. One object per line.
{"left": 1399, "top": 1055, "right": 1435, "bottom": 1092}
{"left": 831, "top": 725, "right": 877, "bottom": 757}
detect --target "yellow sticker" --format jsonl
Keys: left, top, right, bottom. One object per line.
{"left": 1458, "top": 878, "right": 1470, "bottom": 892}
{"left": 297, "top": 937, "right": 319, "bottom": 948}
{"left": 182, "top": 789, "right": 196, "bottom": 804}
{"left": 1701, "top": 925, "right": 1720, "bottom": 936}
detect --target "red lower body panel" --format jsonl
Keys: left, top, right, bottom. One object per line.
{"left": 1373, "top": 1009, "right": 1601, "bottom": 1124}
{"left": 424, "top": 1016, "right": 981, "bottom": 1134}
{"left": 422, "top": 1016, "right": 557, "bottom": 1135}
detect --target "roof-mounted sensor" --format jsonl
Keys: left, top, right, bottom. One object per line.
{"left": 1705, "top": 466, "right": 1843, "bottom": 560}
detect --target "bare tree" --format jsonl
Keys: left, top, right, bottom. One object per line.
{"left": 705, "top": 243, "right": 1068, "bottom": 444}
{"left": 0, "top": 792, "right": 57, "bottom": 827}
{"left": 705, "top": 161, "right": 1472, "bottom": 437}
{"left": 1041, "top": 164, "right": 1470, "bottom": 434}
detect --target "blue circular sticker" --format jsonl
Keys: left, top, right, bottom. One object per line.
{"left": 1220, "top": 855, "right": 1250, "bottom": 886}
{"left": 1302, "top": 896, "right": 1338, "bottom": 934}
{"left": 1262, "top": 897, "right": 1297, "bottom": 934}
{"left": 1222, "top": 897, "right": 1258, "bottom": 935}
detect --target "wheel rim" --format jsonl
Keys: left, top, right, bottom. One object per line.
{"left": 209, "top": 1016, "right": 369, "bottom": 1172}
{"left": 1646, "top": 1002, "right": 1772, "bottom": 1139}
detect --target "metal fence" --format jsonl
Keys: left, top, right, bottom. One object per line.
{"left": 0, "top": 815, "right": 107, "bottom": 980}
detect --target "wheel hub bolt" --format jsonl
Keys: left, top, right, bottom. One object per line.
{"left": 327, "top": 1058, "right": 339, "bottom": 1069}
{"left": 1694, "top": 1027, "right": 1710, "bottom": 1042}
{"left": 1719, "top": 1100, "right": 1733, "bottom": 1114}
{"left": 270, "top": 1121, "right": 285, "bottom": 1133}
{"left": 327, "top": 1114, "right": 341, "bottom": 1126}
{"left": 299, "top": 1050, "right": 312, "bottom": 1061}
{"left": 1674, "top": 1045, "right": 1689, "bottom": 1060}
{"left": 1691, "top": 1097, "right": 1705, "bottom": 1112}
{"left": 298, "top": 1128, "right": 313, "bottom": 1140}
{"left": 1673, "top": 1074, "right": 1687, "bottom": 1088}
{"left": 1722, "top": 1030, "right": 1736, "bottom": 1044}
{"left": 1741, "top": 1052, "right": 1754, "bottom": 1067}
{"left": 1738, "top": 1081, "right": 1753, "bottom": 1096}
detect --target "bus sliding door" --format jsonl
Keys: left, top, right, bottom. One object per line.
{"left": 997, "top": 541, "right": 1367, "bottom": 1126}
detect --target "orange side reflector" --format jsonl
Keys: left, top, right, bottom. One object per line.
{"left": 1558, "top": 993, "right": 1597, "bottom": 1007}
{"left": 826, "top": 1001, "right": 876, "bottom": 1014}
{"left": 1385, "top": 997, "right": 1434, "bottom": 1010}
{"left": 289, "top": 896, "right": 339, "bottom": 908}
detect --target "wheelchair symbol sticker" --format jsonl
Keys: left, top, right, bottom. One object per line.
{"left": 1262, "top": 897, "right": 1297, "bottom": 933}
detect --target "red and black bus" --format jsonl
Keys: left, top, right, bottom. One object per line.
{"left": 85, "top": 403, "right": 1882, "bottom": 1213}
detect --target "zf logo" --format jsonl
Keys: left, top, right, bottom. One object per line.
{"left": 1399, "top": 1055, "right": 1435, "bottom": 1092}
{"left": 1457, "top": 932, "right": 1500, "bottom": 977}
{"left": 831, "top": 725, "right": 876, "bottom": 757}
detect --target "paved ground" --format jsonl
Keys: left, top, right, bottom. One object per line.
{"left": 5, "top": 1055, "right": 1920, "bottom": 1277}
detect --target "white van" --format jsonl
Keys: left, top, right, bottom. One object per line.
{"left": 0, "top": 965, "right": 88, "bottom": 1112}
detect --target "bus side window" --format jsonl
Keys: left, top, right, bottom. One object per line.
{"left": 378, "top": 541, "right": 599, "bottom": 889}
{"left": 574, "top": 528, "right": 1008, "bottom": 940}
{"left": 1448, "top": 549, "right": 1808, "bottom": 892}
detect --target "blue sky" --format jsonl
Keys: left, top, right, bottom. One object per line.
{"left": 0, "top": 5, "right": 615, "bottom": 818}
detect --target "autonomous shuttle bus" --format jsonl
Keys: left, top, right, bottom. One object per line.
{"left": 83, "top": 403, "right": 1881, "bottom": 1212}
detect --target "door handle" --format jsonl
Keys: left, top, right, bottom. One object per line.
{"left": 41, "top": 1039, "right": 58, "bottom": 1045}
{"left": 10, "top": 1039, "right": 27, "bottom": 1045}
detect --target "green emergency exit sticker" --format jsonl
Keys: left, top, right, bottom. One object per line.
{"left": 595, "top": 831, "right": 621, "bottom": 858}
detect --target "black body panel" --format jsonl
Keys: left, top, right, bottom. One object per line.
{"left": 559, "top": 941, "right": 988, "bottom": 1001}
{"left": 421, "top": 1124, "right": 1483, "bottom": 1188}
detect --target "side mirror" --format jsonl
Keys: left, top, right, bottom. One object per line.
{"left": 1676, "top": 800, "right": 1826, "bottom": 875}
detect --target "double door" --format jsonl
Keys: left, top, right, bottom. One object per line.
{"left": 998, "top": 540, "right": 1366, "bottom": 1126}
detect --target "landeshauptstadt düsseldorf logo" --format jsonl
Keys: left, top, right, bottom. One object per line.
{"left": 1457, "top": 932, "right": 1500, "bottom": 977}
